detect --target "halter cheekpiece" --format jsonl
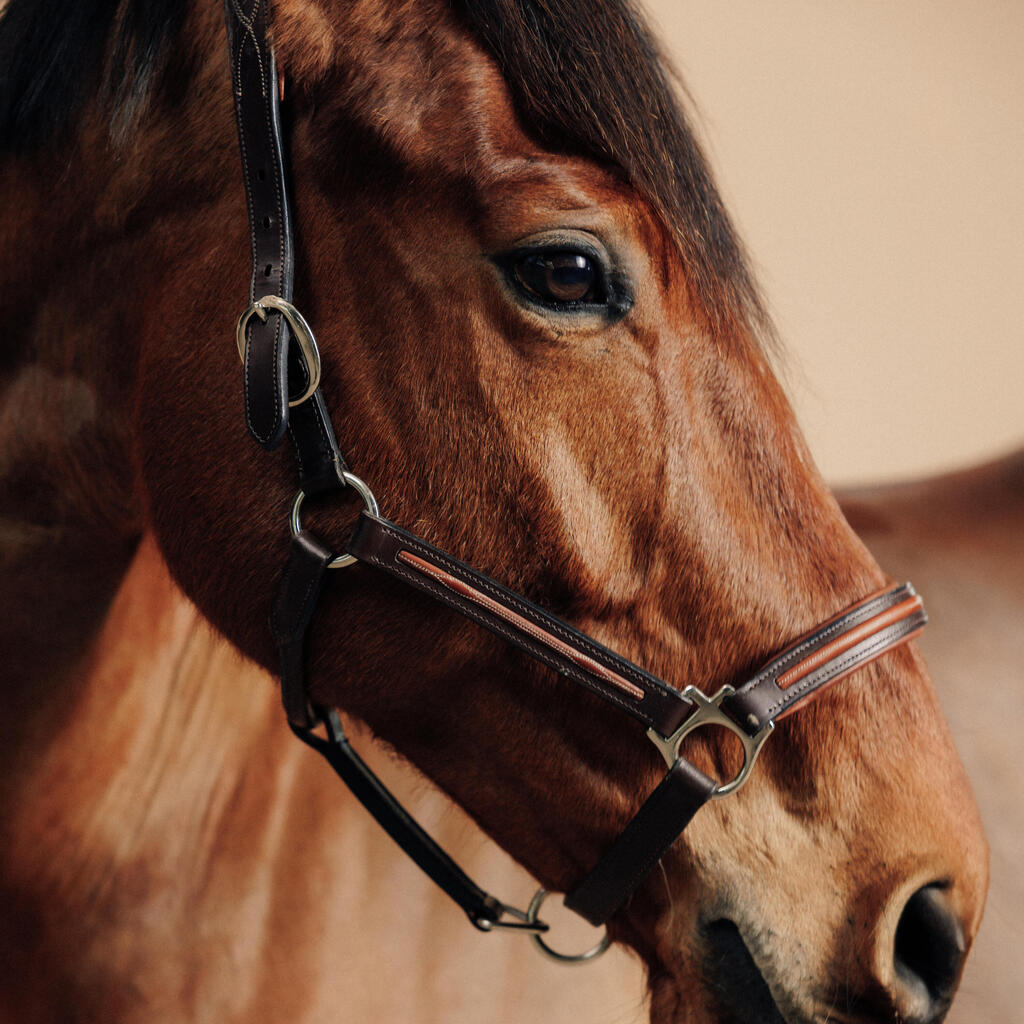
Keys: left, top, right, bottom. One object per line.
{"left": 224, "top": 0, "right": 927, "bottom": 962}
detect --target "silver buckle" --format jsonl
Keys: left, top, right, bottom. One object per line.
{"left": 235, "top": 295, "right": 322, "bottom": 407}
{"left": 647, "top": 686, "right": 774, "bottom": 798}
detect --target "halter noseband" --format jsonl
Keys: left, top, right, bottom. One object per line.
{"left": 224, "top": 0, "right": 926, "bottom": 961}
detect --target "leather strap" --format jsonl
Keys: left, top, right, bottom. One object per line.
{"left": 265, "top": 516, "right": 927, "bottom": 928}
{"left": 268, "top": 531, "right": 546, "bottom": 934}
{"left": 224, "top": 0, "right": 349, "bottom": 492}
{"left": 289, "top": 390, "right": 351, "bottom": 497}
{"left": 347, "top": 512, "right": 697, "bottom": 737}
{"left": 225, "top": 0, "right": 292, "bottom": 449}
{"left": 345, "top": 513, "right": 929, "bottom": 924}
{"left": 226, "top": 0, "right": 931, "bottom": 938}
{"left": 723, "top": 584, "right": 926, "bottom": 731}
{"left": 291, "top": 708, "right": 530, "bottom": 933}
{"left": 564, "top": 759, "right": 717, "bottom": 926}
{"left": 269, "top": 530, "right": 333, "bottom": 729}
{"left": 226, "top": 0, "right": 539, "bottom": 938}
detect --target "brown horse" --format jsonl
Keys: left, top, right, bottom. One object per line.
{"left": 0, "top": 0, "right": 988, "bottom": 1021}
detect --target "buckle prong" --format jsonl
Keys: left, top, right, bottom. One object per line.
{"left": 235, "top": 295, "right": 322, "bottom": 407}
{"left": 472, "top": 901, "right": 549, "bottom": 935}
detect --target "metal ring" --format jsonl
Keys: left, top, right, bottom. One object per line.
{"left": 526, "top": 889, "right": 611, "bottom": 965}
{"left": 235, "top": 295, "right": 322, "bottom": 407}
{"left": 646, "top": 685, "right": 774, "bottom": 799}
{"left": 289, "top": 471, "right": 379, "bottom": 569}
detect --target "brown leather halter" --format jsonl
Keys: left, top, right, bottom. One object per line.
{"left": 224, "top": 0, "right": 927, "bottom": 961}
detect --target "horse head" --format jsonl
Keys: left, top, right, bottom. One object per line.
{"left": 3, "top": 0, "right": 987, "bottom": 1020}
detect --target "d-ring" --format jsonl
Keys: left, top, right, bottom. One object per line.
{"left": 235, "top": 295, "right": 322, "bottom": 407}
{"left": 646, "top": 685, "right": 774, "bottom": 799}
{"left": 290, "top": 471, "right": 379, "bottom": 569}
{"left": 526, "top": 889, "right": 611, "bottom": 965}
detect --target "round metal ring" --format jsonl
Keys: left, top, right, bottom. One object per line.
{"left": 526, "top": 889, "right": 611, "bottom": 965}
{"left": 289, "top": 471, "right": 379, "bottom": 569}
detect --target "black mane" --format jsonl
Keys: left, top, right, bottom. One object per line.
{"left": 0, "top": 0, "right": 183, "bottom": 150}
{"left": 1, "top": 0, "right": 767, "bottom": 333}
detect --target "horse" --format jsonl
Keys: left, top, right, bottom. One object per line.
{"left": 0, "top": 0, "right": 989, "bottom": 1021}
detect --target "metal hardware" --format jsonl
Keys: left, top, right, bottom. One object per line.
{"left": 472, "top": 902, "right": 550, "bottom": 935}
{"left": 235, "top": 295, "right": 322, "bottom": 407}
{"left": 526, "top": 889, "right": 611, "bottom": 964}
{"left": 646, "top": 686, "right": 774, "bottom": 798}
{"left": 290, "top": 471, "right": 380, "bottom": 569}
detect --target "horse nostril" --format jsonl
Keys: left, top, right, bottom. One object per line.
{"left": 893, "top": 884, "right": 966, "bottom": 1012}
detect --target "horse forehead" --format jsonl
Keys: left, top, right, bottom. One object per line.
{"left": 284, "top": 1, "right": 672, "bottom": 257}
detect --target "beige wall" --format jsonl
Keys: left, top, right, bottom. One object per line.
{"left": 647, "top": 1, "right": 1024, "bottom": 485}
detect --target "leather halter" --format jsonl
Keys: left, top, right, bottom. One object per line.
{"left": 224, "top": 0, "right": 928, "bottom": 955}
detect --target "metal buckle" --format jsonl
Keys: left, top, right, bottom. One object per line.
{"left": 290, "top": 470, "right": 379, "bottom": 569}
{"left": 646, "top": 686, "right": 774, "bottom": 799}
{"left": 235, "top": 295, "right": 321, "bottom": 407}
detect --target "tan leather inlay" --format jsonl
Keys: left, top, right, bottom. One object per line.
{"left": 777, "top": 595, "right": 924, "bottom": 690}
{"left": 396, "top": 550, "right": 646, "bottom": 701}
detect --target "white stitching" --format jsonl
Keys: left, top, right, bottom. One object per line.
{"left": 762, "top": 618, "right": 923, "bottom": 718}
{"left": 363, "top": 524, "right": 652, "bottom": 721}
{"left": 401, "top": 554, "right": 645, "bottom": 700}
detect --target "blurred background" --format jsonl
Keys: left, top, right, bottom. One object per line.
{"left": 647, "top": 0, "right": 1023, "bottom": 485}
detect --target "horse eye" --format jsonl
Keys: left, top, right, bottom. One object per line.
{"left": 512, "top": 251, "right": 603, "bottom": 306}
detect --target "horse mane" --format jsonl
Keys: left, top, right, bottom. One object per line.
{"left": 0, "top": 0, "right": 183, "bottom": 149}
{"left": 0, "top": 0, "right": 769, "bottom": 334}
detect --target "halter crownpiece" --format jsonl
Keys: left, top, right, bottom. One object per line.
{"left": 224, "top": 0, "right": 928, "bottom": 962}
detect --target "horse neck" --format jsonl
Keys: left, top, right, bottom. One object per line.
{"left": 0, "top": 3, "right": 236, "bottom": 707}
{"left": 1, "top": 534, "right": 298, "bottom": 1015}
{"left": 0, "top": 533, "right": 648, "bottom": 1022}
